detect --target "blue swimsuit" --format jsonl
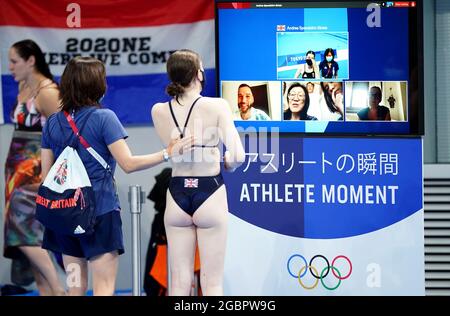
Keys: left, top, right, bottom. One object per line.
{"left": 168, "top": 97, "right": 224, "bottom": 216}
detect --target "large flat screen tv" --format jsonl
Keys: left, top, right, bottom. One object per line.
{"left": 215, "top": 0, "right": 423, "bottom": 135}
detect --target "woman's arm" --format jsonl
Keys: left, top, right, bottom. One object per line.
{"left": 35, "top": 88, "right": 60, "bottom": 118}
{"left": 217, "top": 99, "right": 245, "bottom": 170}
{"left": 108, "top": 136, "right": 194, "bottom": 174}
{"left": 313, "top": 60, "right": 320, "bottom": 78}
{"left": 41, "top": 148, "right": 55, "bottom": 181}
{"left": 294, "top": 65, "right": 303, "bottom": 79}
{"left": 385, "top": 110, "right": 391, "bottom": 121}
{"left": 334, "top": 92, "right": 344, "bottom": 116}
{"left": 42, "top": 136, "right": 194, "bottom": 177}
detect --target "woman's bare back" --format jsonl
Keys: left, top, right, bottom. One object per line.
{"left": 152, "top": 95, "right": 242, "bottom": 177}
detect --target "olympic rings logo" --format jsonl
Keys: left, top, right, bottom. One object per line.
{"left": 287, "top": 254, "right": 352, "bottom": 290}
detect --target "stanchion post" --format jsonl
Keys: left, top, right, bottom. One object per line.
{"left": 129, "top": 185, "right": 145, "bottom": 296}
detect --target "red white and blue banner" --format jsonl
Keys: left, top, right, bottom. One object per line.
{"left": 0, "top": 0, "right": 215, "bottom": 124}
{"left": 223, "top": 135, "right": 424, "bottom": 295}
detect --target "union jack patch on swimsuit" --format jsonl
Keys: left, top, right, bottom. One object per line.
{"left": 184, "top": 178, "right": 199, "bottom": 188}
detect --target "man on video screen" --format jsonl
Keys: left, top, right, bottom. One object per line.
{"left": 237, "top": 84, "right": 271, "bottom": 120}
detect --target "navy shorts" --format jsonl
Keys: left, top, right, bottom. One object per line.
{"left": 42, "top": 210, "right": 124, "bottom": 260}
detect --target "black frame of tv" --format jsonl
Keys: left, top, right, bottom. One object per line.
{"left": 214, "top": 0, "right": 424, "bottom": 136}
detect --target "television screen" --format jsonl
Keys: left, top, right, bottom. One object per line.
{"left": 215, "top": 0, "right": 423, "bottom": 135}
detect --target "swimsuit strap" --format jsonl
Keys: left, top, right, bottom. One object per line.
{"left": 302, "top": 71, "right": 315, "bottom": 78}
{"left": 169, "top": 96, "right": 202, "bottom": 138}
{"left": 29, "top": 79, "right": 55, "bottom": 100}
{"left": 192, "top": 142, "right": 219, "bottom": 148}
{"left": 35, "top": 80, "right": 56, "bottom": 94}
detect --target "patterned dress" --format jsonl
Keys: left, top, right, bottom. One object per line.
{"left": 3, "top": 96, "right": 46, "bottom": 285}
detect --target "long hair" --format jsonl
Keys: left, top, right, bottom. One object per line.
{"left": 323, "top": 48, "right": 335, "bottom": 62}
{"left": 12, "top": 39, "right": 53, "bottom": 81}
{"left": 166, "top": 49, "right": 201, "bottom": 98}
{"left": 321, "top": 82, "right": 340, "bottom": 113}
{"left": 305, "top": 50, "right": 315, "bottom": 58}
{"left": 284, "top": 83, "right": 310, "bottom": 120}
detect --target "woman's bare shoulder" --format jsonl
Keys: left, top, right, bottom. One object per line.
{"left": 199, "top": 97, "right": 229, "bottom": 112}
{"left": 151, "top": 101, "right": 169, "bottom": 118}
{"left": 37, "top": 85, "right": 59, "bottom": 99}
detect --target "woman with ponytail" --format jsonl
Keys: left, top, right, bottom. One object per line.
{"left": 4, "top": 39, "right": 64, "bottom": 295}
{"left": 151, "top": 50, "right": 245, "bottom": 296}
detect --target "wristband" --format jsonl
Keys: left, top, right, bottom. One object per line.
{"left": 162, "top": 148, "right": 170, "bottom": 162}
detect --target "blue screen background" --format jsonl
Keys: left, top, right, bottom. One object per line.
{"left": 217, "top": 6, "right": 410, "bottom": 134}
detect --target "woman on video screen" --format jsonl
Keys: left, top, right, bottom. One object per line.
{"left": 319, "top": 48, "right": 339, "bottom": 79}
{"left": 284, "top": 83, "right": 317, "bottom": 121}
{"left": 294, "top": 50, "right": 319, "bottom": 79}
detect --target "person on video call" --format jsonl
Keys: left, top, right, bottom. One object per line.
{"left": 320, "top": 81, "right": 344, "bottom": 121}
{"left": 294, "top": 50, "right": 319, "bottom": 79}
{"left": 304, "top": 82, "right": 322, "bottom": 120}
{"left": 306, "top": 82, "right": 315, "bottom": 94}
{"left": 284, "top": 83, "right": 317, "bottom": 121}
{"left": 237, "top": 84, "right": 270, "bottom": 120}
{"left": 357, "top": 86, "right": 391, "bottom": 121}
{"left": 319, "top": 48, "right": 339, "bottom": 79}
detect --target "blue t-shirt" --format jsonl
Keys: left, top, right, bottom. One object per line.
{"left": 42, "top": 106, "right": 128, "bottom": 216}
{"left": 319, "top": 60, "right": 339, "bottom": 78}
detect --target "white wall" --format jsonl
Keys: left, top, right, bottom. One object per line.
{"left": 0, "top": 124, "right": 166, "bottom": 291}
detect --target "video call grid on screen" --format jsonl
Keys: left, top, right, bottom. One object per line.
{"left": 215, "top": 0, "right": 423, "bottom": 135}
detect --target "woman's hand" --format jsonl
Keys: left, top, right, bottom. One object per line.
{"left": 333, "top": 92, "right": 344, "bottom": 115}
{"left": 167, "top": 136, "right": 196, "bottom": 158}
{"left": 223, "top": 150, "right": 236, "bottom": 172}
{"left": 329, "top": 85, "right": 344, "bottom": 115}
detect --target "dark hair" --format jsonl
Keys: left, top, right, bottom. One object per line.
{"left": 306, "top": 50, "right": 315, "bottom": 57}
{"left": 323, "top": 48, "right": 335, "bottom": 61}
{"left": 370, "top": 86, "right": 382, "bottom": 98}
{"left": 238, "top": 83, "right": 253, "bottom": 92}
{"left": 11, "top": 39, "right": 53, "bottom": 81}
{"left": 166, "top": 49, "right": 201, "bottom": 97}
{"left": 284, "top": 83, "right": 310, "bottom": 120}
{"left": 59, "top": 57, "right": 106, "bottom": 112}
{"left": 320, "top": 82, "right": 339, "bottom": 113}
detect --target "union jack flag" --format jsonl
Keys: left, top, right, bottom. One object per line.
{"left": 54, "top": 159, "right": 68, "bottom": 185}
{"left": 184, "top": 178, "right": 199, "bottom": 188}
{"left": 277, "top": 25, "right": 285, "bottom": 31}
